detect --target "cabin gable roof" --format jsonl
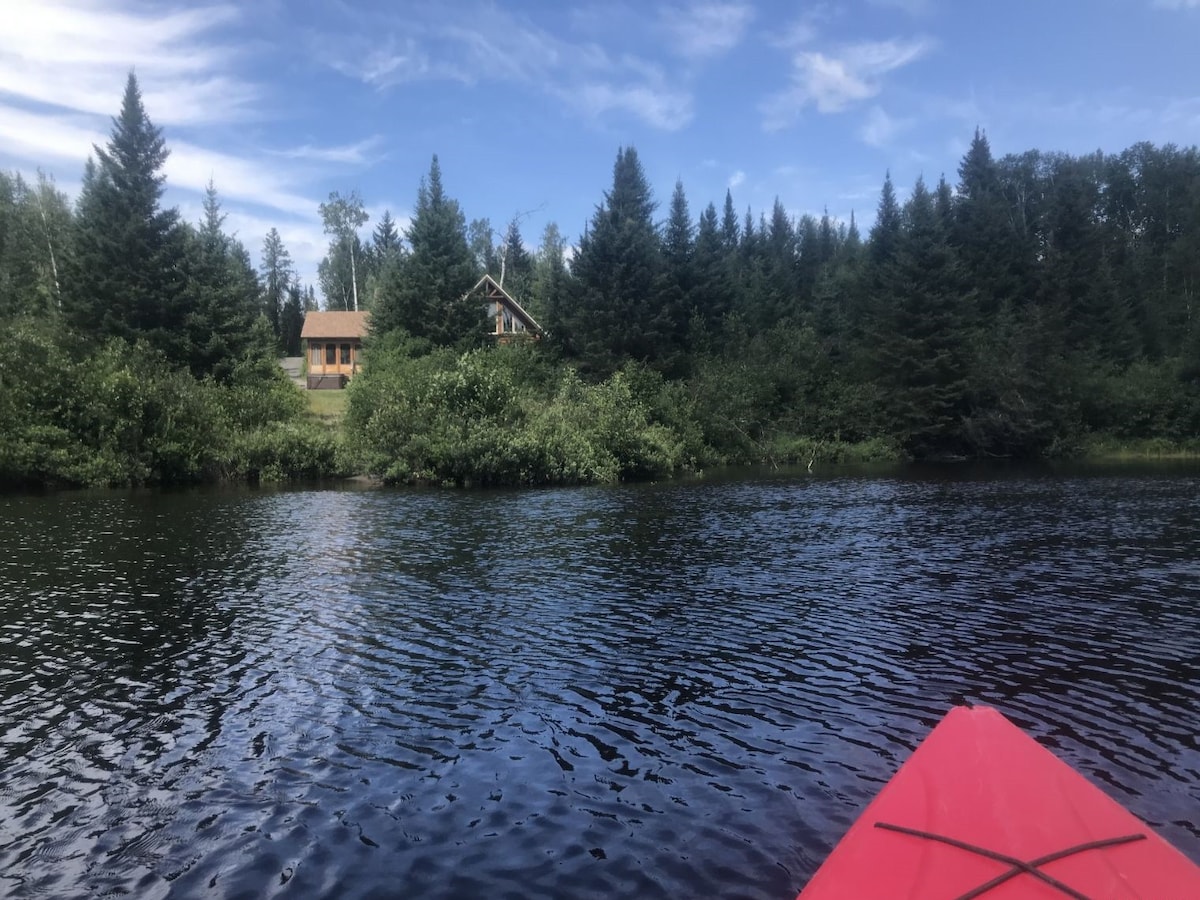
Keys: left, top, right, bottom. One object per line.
{"left": 468, "top": 274, "right": 544, "bottom": 336}
{"left": 300, "top": 310, "right": 370, "bottom": 340}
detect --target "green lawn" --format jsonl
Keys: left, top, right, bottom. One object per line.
{"left": 305, "top": 389, "right": 349, "bottom": 425}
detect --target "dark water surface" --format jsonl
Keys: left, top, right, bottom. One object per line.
{"left": 1, "top": 466, "right": 1198, "bottom": 898}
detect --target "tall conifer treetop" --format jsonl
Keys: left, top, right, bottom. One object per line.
{"left": 101, "top": 72, "right": 169, "bottom": 206}
{"left": 66, "top": 71, "right": 182, "bottom": 349}
{"left": 371, "top": 154, "right": 480, "bottom": 344}
{"left": 870, "top": 172, "right": 902, "bottom": 265}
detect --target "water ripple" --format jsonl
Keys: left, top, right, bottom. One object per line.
{"left": 0, "top": 470, "right": 1197, "bottom": 898}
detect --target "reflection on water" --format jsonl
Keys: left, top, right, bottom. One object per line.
{"left": 0, "top": 468, "right": 1198, "bottom": 898}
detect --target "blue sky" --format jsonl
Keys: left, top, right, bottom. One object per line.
{"left": 3, "top": 0, "right": 1199, "bottom": 295}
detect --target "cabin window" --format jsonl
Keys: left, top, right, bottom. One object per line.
{"left": 502, "top": 311, "right": 514, "bottom": 333}
{"left": 310, "top": 343, "right": 322, "bottom": 367}
{"left": 326, "top": 344, "right": 336, "bottom": 365}
{"left": 340, "top": 344, "right": 351, "bottom": 364}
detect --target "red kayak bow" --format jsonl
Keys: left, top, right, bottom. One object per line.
{"left": 797, "top": 705, "right": 1200, "bottom": 899}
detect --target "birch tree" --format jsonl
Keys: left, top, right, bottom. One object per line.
{"left": 319, "top": 190, "right": 369, "bottom": 311}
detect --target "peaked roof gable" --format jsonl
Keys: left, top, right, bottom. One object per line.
{"left": 468, "top": 274, "right": 544, "bottom": 335}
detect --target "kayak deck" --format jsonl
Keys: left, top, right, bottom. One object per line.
{"left": 797, "top": 705, "right": 1200, "bottom": 899}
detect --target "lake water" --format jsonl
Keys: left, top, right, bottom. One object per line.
{"left": 1, "top": 465, "right": 1197, "bottom": 898}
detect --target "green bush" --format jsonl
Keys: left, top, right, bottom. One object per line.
{"left": 0, "top": 317, "right": 344, "bottom": 488}
{"left": 225, "top": 420, "right": 344, "bottom": 482}
{"left": 345, "top": 340, "right": 695, "bottom": 486}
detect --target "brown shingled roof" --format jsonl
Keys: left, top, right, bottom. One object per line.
{"left": 300, "top": 310, "right": 370, "bottom": 340}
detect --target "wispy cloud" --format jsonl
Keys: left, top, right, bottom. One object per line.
{"left": 321, "top": 4, "right": 697, "bottom": 131}
{"left": 662, "top": 2, "right": 754, "bottom": 60}
{"left": 572, "top": 82, "right": 694, "bottom": 131}
{"left": 168, "top": 142, "right": 317, "bottom": 218}
{"left": 0, "top": 105, "right": 105, "bottom": 165}
{"left": 728, "top": 169, "right": 746, "bottom": 189}
{"left": 867, "top": 0, "right": 937, "bottom": 15}
{"left": 1153, "top": 0, "right": 1200, "bottom": 8}
{"left": 762, "top": 37, "right": 934, "bottom": 130}
{"left": 859, "top": 105, "right": 913, "bottom": 147}
{"left": 331, "top": 36, "right": 444, "bottom": 89}
{"left": 0, "top": 0, "right": 389, "bottom": 292}
{"left": 1, "top": 0, "right": 258, "bottom": 124}
{"left": 270, "top": 137, "right": 387, "bottom": 167}
{"left": 769, "top": 5, "right": 836, "bottom": 50}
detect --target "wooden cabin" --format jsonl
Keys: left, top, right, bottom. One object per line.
{"left": 469, "top": 274, "right": 544, "bottom": 344}
{"left": 301, "top": 310, "right": 369, "bottom": 389}
{"left": 297, "top": 280, "right": 541, "bottom": 390}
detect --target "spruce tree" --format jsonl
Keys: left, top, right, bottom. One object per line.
{"left": 530, "top": 221, "right": 569, "bottom": 343}
{"left": 260, "top": 227, "right": 293, "bottom": 342}
{"left": 692, "top": 201, "right": 734, "bottom": 335}
{"left": 280, "top": 280, "right": 305, "bottom": 356}
{"left": 954, "top": 129, "right": 1028, "bottom": 320}
{"left": 870, "top": 172, "right": 902, "bottom": 267}
{"left": 795, "top": 213, "right": 821, "bottom": 317}
{"left": 871, "top": 176, "right": 972, "bottom": 457}
{"left": 372, "top": 155, "right": 481, "bottom": 346}
{"left": 499, "top": 217, "right": 533, "bottom": 299}
{"left": 182, "top": 183, "right": 260, "bottom": 378}
{"left": 720, "top": 189, "right": 740, "bottom": 252}
{"left": 657, "top": 179, "right": 694, "bottom": 372}
{"left": 66, "top": 72, "right": 184, "bottom": 354}
{"left": 566, "top": 146, "right": 664, "bottom": 376}
{"left": 372, "top": 211, "right": 402, "bottom": 260}
{"left": 753, "top": 198, "right": 797, "bottom": 329}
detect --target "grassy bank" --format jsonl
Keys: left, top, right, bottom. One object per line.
{"left": 1080, "top": 436, "right": 1200, "bottom": 460}
{"left": 305, "top": 389, "right": 349, "bottom": 426}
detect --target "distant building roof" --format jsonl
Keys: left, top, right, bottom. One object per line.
{"left": 300, "top": 310, "right": 370, "bottom": 340}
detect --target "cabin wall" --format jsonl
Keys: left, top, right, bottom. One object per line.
{"left": 305, "top": 340, "right": 362, "bottom": 384}
{"left": 487, "top": 299, "right": 539, "bottom": 341}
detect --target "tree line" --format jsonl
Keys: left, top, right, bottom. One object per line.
{"left": 2, "top": 72, "right": 1198, "bottom": 487}
{"left": 339, "top": 134, "right": 1200, "bottom": 477}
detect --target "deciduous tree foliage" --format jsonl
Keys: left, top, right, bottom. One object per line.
{"left": 318, "top": 190, "right": 369, "bottom": 311}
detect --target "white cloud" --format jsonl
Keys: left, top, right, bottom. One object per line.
{"left": 0, "top": 104, "right": 106, "bottom": 164}
{"left": 1153, "top": 0, "right": 1200, "bottom": 8}
{"left": 859, "top": 106, "right": 913, "bottom": 147}
{"left": 762, "top": 37, "right": 934, "bottom": 130}
{"left": 0, "top": 0, "right": 405, "bottom": 294}
{"left": 270, "top": 137, "right": 387, "bottom": 167}
{"left": 0, "top": 0, "right": 257, "bottom": 124}
{"left": 167, "top": 142, "right": 317, "bottom": 218}
{"left": 0, "top": 104, "right": 320, "bottom": 222}
{"left": 323, "top": 5, "right": 696, "bottom": 131}
{"left": 330, "top": 36, "right": 455, "bottom": 89}
{"left": 769, "top": 5, "right": 836, "bottom": 50}
{"left": 573, "top": 82, "right": 694, "bottom": 131}
{"left": 728, "top": 169, "right": 746, "bottom": 189}
{"left": 662, "top": 2, "right": 754, "bottom": 59}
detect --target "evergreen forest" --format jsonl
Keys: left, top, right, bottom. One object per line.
{"left": 2, "top": 74, "right": 1199, "bottom": 488}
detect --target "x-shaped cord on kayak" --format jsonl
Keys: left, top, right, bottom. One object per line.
{"left": 873, "top": 821, "right": 1146, "bottom": 900}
